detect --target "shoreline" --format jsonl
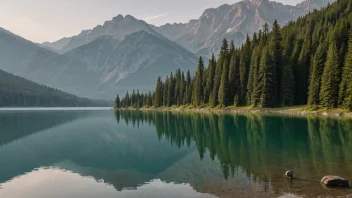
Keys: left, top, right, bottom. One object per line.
{"left": 115, "top": 106, "right": 352, "bottom": 118}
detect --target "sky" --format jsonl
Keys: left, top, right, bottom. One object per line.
{"left": 0, "top": 0, "right": 303, "bottom": 43}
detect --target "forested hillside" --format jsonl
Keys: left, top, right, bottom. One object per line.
{"left": 0, "top": 69, "right": 108, "bottom": 107}
{"left": 116, "top": 0, "right": 352, "bottom": 110}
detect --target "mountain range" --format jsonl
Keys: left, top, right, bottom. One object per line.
{"left": 0, "top": 20, "right": 197, "bottom": 99}
{"left": 0, "top": 0, "right": 334, "bottom": 100}
{"left": 152, "top": 0, "right": 335, "bottom": 56}
{"left": 44, "top": 0, "right": 334, "bottom": 56}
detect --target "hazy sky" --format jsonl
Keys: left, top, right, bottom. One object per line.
{"left": 0, "top": 0, "right": 303, "bottom": 43}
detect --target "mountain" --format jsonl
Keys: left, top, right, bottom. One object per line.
{"left": 296, "top": 0, "right": 334, "bottom": 10}
{"left": 0, "top": 27, "right": 103, "bottom": 97}
{"left": 0, "top": 69, "right": 108, "bottom": 107}
{"left": 42, "top": 14, "right": 163, "bottom": 54}
{"left": 64, "top": 31, "right": 197, "bottom": 95}
{"left": 0, "top": 25, "right": 197, "bottom": 99}
{"left": 152, "top": 0, "right": 335, "bottom": 56}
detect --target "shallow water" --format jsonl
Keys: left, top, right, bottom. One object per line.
{"left": 0, "top": 109, "right": 351, "bottom": 198}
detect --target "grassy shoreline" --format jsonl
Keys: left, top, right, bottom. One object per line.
{"left": 115, "top": 105, "right": 352, "bottom": 118}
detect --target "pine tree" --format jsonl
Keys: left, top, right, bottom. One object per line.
{"left": 296, "top": 27, "right": 312, "bottom": 104}
{"left": 167, "top": 73, "right": 175, "bottom": 106}
{"left": 185, "top": 70, "right": 192, "bottom": 105}
{"left": 205, "top": 55, "right": 216, "bottom": 103}
{"left": 259, "top": 48, "right": 276, "bottom": 108}
{"left": 251, "top": 50, "right": 263, "bottom": 107}
{"left": 154, "top": 76, "right": 163, "bottom": 107}
{"left": 163, "top": 76, "right": 169, "bottom": 106}
{"left": 230, "top": 41, "right": 235, "bottom": 54}
{"left": 229, "top": 51, "right": 240, "bottom": 103}
{"left": 174, "top": 69, "right": 182, "bottom": 106}
{"left": 180, "top": 72, "right": 186, "bottom": 105}
{"left": 211, "top": 39, "right": 229, "bottom": 107}
{"left": 114, "top": 94, "right": 121, "bottom": 109}
{"left": 339, "top": 31, "right": 352, "bottom": 110}
{"left": 124, "top": 92, "right": 130, "bottom": 107}
{"left": 308, "top": 43, "right": 327, "bottom": 106}
{"left": 238, "top": 36, "right": 251, "bottom": 106}
{"left": 192, "top": 57, "right": 205, "bottom": 107}
{"left": 280, "top": 33, "right": 295, "bottom": 106}
{"left": 270, "top": 20, "right": 282, "bottom": 105}
{"left": 247, "top": 47, "right": 260, "bottom": 105}
{"left": 218, "top": 59, "right": 230, "bottom": 107}
{"left": 280, "top": 63, "right": 295, "bottom": 106}
{"left": 320, "top": 42, "right": 341, "bottom": 108}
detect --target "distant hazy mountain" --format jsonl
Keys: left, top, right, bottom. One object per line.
{"left": 65, "top": 31, "right": 197, "bottom": 96}
{"left": 0, "top": 26, "right": 196, "bottom": 99}
{"left": 152, "top": 0, "right": 335, "bottom": 56}
{"left": 42, "top": 15, "right": 163, "bottom": 54}
{"left": 0, "top": 68, "right": 108, "bottom": 107}
{"left": 0, "top": 27, "right": 102, "bottom": 97}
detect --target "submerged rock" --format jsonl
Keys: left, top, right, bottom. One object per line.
{"left": 321, "top": 176, "right": 349, "bottom": 187}
{"left": 285, "top": 170, "right": 293, "bottom": 179}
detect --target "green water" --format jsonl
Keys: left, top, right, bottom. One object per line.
{"left": 0, "top": 109, "right": 351, "bottom": 198}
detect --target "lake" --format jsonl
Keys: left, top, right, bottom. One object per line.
{"left": 0, "top": 109, "right": 351, "bottom": 198}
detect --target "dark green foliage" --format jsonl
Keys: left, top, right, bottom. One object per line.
{"left": 192, "top": 57, "right": 205, "bottom": 107}
{"left": 185, "top": 70, "right": 192, "bottom": 104}
{"left": 259, "top": 48, "right": 277, "bottom": 108}
{"left": 114, "top": 94, "right": 121, "bottom": 108}
{"left": 117, "top": 0, "right": 352, "bottom": 111}
{"left": 218, "top": 60, "right": 230, "bottom": 107}
{"left": 269, "top": 20, "right": 281, "bottom": 105}
{"left": 280, "top": 33, "right": 295, "bottom": 106}
{"left": 246, "top": 47, "right": 260, "bottom": 105}
{"left": 210, "top": 39, "right": 229, "bottom": 107}
{"left": 308, "top": 43, "right": 327, "bottom": 106}
{"left": 296, "top": 27, "right": 312, "bottom": 104}
{"left": 238, "top": 36, "right": 251, "bottom": 105}
{"left": 154, "top": 77, "right": 163, "bottom": 107}
{"left": 340, "top": 31, "right": 352, "bottom": 110}
{"left": 229, "top": 51, "right": 240, "bottom": 105}
{"left": 320, "top": 42, "right": 341, "bottom": 108}
{"left": 280, "top": 63, "right": 295, "bottom": 106}
{"left": 0, "top": 69, "right": 108, "bottom": 107}
{"left": 205, "top": 55, "right": 216, "bottom": 104}
{"left": 167, "top": 73, "right": 175, "bottom": 107}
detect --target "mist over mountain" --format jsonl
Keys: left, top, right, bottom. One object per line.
{"left": 0, "top": 25, "right": 196, "bottom": 99}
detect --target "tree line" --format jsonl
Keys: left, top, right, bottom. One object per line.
{"left": 0, "top": 69, "right": 109, "bottom": 107}
{"left": 116, "top": 0, "right": 352, "bottom": 110}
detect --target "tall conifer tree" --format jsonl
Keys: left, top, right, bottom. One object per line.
{"left": 339, "top": 31, "right": 352, "bottom": 110}
{"left": 193, "top": 57, "right": 205, "bottom": 107}
{"left": 320, "top": 42, "right": 341, "bottom": 108}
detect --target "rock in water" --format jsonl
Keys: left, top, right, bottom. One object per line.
{"left": 285, "top": 170, "right": 293, "bottom": 179}
{"left": 321, "top": 176, "right": 349, "bottom": 187}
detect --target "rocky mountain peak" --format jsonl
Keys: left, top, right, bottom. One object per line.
{"left": 296, "top": 0, "right": 334, "bottom": 10}
{"left": 248, "top": 0, "right": 268, "bottom": 6}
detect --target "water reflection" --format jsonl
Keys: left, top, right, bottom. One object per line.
{"left": 0, "top": 168, "right": 214, "bottom": 198}
{"left": 0, "top": 110, "right": 351, "bottom": 198}
{"left": 114, "top": 111, "right": 352, "bottom": 197}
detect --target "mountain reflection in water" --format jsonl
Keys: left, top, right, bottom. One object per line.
{"left": 0, "top": 109, "right": 351, "bottom": 198}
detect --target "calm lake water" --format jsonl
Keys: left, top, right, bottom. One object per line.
{"left": 0, "top": 109, "right": 351, "bottom": 198}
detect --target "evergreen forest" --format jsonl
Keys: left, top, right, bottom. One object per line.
{"left": 0, "top": 69, "right": 108, "bottom": 107}
{"left": 116, "top": 0, "right": 352, "bottom": 110}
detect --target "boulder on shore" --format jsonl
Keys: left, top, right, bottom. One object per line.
{"left": 321, "top": 176, "right": 349, "bottom": 187}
